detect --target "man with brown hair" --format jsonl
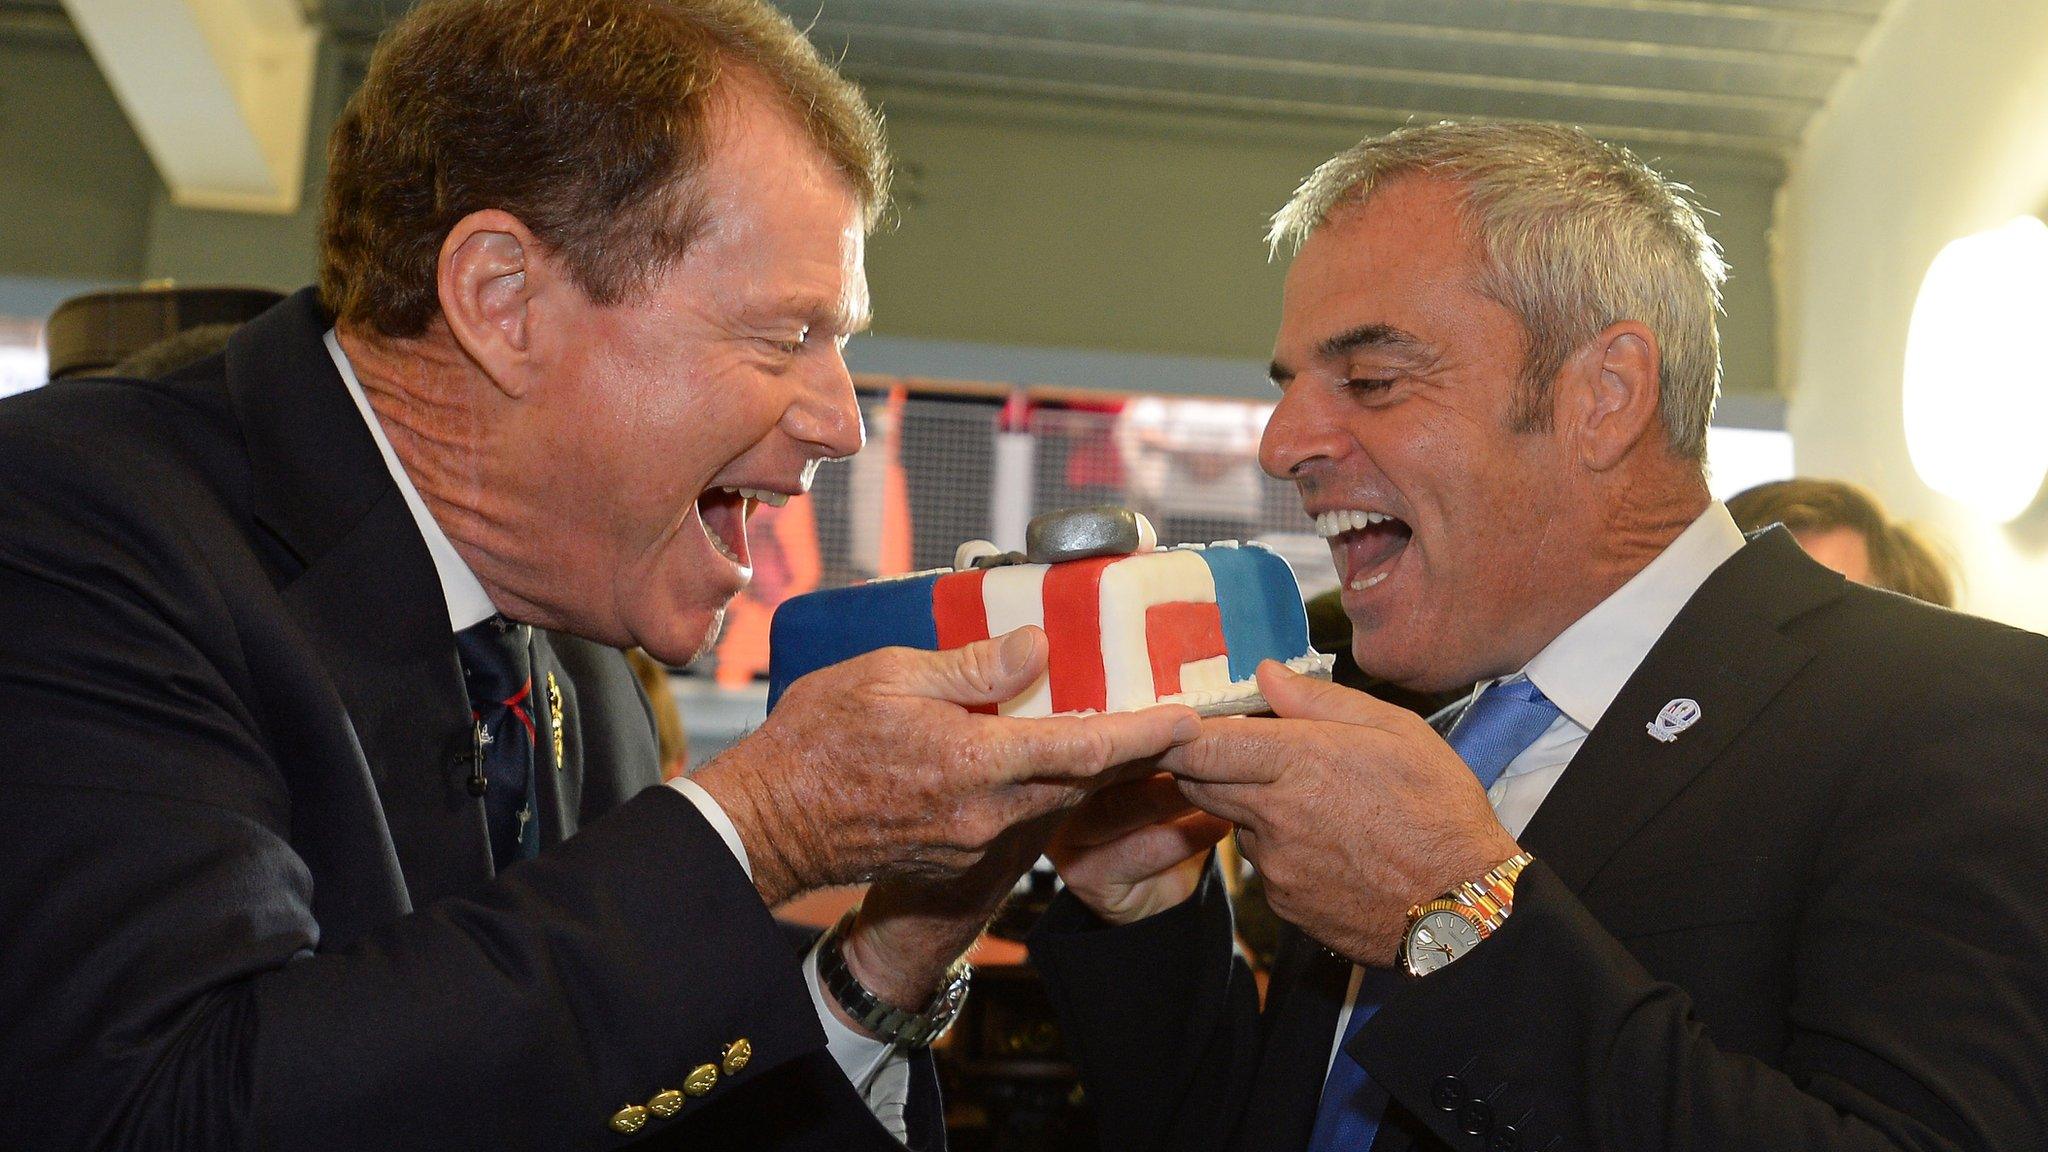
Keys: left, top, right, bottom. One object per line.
{"left": 0, "top": 2, "right": 1191, "bottom": 1148}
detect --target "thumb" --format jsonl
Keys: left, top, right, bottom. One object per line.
{"left": 894, "top": 627, "right": 1047, "bottom": 707}
{"left": 1256, "top": 659, "right": 1395, "bottom": 727}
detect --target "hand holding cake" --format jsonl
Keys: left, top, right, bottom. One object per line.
{"left": 738, "top": 506, "right": 1326, "bottom": 1014}
{"left": 1160, "top": 661, "right": 1522, "bottom": 966}
{"left": 693, "top": 622, "right": 1196, "bottom": 1026}
{"left": 693, "top": 625, "right": 1199, "bottom": 908}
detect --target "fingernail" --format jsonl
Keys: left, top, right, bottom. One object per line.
{"left": 997, "top": 628, "right": 1037, "bottom": 677}
{"left": 1173, "top": 713, "right": 1201, "bottom": 743}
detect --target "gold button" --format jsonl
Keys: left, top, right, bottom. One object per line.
{"left": 647, "top": 1089, "right": 684, "bottom": 1118}
{"left": 683, "top": 1063, "right": 719, "bottom": 1096}
{"left": 608, "top": 1105, "right": 648, "bottom": 1134}
{"left": 722, "top": 1037, "right": 752, "bottom": 1075}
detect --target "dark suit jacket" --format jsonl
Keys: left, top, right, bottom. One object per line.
{"left": 1031, "top": 528, "right": 2048, "bottom": 1152}
{"left": 0, "top": 290, "right": 933, "bottom": 1150}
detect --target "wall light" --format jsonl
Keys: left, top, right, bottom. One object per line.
{"left": 1903, "top": 216, "right": 2048, "bottom": 522}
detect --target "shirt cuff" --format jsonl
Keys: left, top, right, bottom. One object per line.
{"left": 804, "top": 937, "right": 913, "bottom": 1141}
{"left": 670, "top": 776, "right": 910, "bottom": 1138}
{"left": 666, "top": 776, "right": 751, "bottom": 880}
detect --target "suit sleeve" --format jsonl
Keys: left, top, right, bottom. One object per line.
{"left": 1028, "top": 859, "right": 1264, "bottom": 1152}
{"left": 0, "top": 431, "right": 892, "bottom": 1150}
{"left": 1356, "top": 701, "right": 2048, "bottom": 1152}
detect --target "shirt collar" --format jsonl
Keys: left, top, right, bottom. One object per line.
{"left": 325, "top": 329, "right": 498, "bottom": 633}
{"left": 1520, "top": 502, "right": 1746, "bottom": 733}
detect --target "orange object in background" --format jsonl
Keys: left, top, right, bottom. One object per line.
{"left": 714, "top": 494, "right": 822, "bottom": 689}
{"left": 714, "top": 386, "right": 916, "bottom": 688}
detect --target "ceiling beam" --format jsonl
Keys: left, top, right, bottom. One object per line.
{"left": 856, "top": 68, "right": 1796, "bottom": 162}
{"left": 60, "top": 0, "right": 317, "bottom": 214}
{"left": 817, "top": 22, "right": 1825, "bottom": 117}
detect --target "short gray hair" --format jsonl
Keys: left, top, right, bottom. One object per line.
{"left": 1269, "top": 121, "right": 1725, "bottom": 460}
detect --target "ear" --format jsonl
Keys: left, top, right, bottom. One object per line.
{"left": 1565, "top": 320, "right": 1662, "bottom": 472}
{"left": 436, "top": 209, "right": 546, "bottom": 399}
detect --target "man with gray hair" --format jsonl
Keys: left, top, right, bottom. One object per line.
{"left": 1031, "top": 121, "right": 2048, "bottom": 1151}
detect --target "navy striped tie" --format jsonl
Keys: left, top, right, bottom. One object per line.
{"left": 455, "top": 617, "right": 541, "bottom": 869}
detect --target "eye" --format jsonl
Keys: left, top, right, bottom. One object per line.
{"left": 768, "top": 326, "right": 811, "bottom": 356}
{"left": 1341, "top": 376, "right": 1395, "bottom": 395}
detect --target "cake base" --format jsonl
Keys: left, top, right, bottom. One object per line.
{"left": 1162, "top": 651, "right": 1336, "bottom": 716}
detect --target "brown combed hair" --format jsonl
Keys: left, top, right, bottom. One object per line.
{"left": 1726, "top": 478, "right": 1958, "bottom": 607}
{"left": 319, "top": 0, "right": 889, "bottom": 338}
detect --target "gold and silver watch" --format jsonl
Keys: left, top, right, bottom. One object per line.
{"left": 1400, "top": 852, "right": 1534, "bottom": 977}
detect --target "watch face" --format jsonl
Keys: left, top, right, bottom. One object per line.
{"left": 1406, "top": 909, "right": 1482, "bottom": 975}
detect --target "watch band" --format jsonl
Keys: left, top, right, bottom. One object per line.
{"left": 1444, "top": 851, "right": 1533, "bottom": 937}
{"left": 816, "top": 906, "right": 972, "bottom": 1048}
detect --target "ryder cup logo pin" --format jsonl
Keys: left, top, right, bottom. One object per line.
{"left": 1647, "top": 698, "right": 1701, "bottom": 743}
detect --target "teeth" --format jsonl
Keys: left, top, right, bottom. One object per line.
{"left": 1313, "top": 509, "right": 1396, "bottom": 538}
{"left": 1348, "top": 571, "right": 1389, "bottom": 591}
{"left": 705, "top": 523, "right": 749, "bottom": 569}
{"left": 717, "top": 485, "right": 790, "bottom": 508}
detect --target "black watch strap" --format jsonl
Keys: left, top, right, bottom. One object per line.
{"left": 817, "top": 907, "right": 972, "bottom": 1048}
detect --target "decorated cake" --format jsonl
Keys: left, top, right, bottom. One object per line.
{"left": 766, "top": 507, "right": 1330, "bottom": 716}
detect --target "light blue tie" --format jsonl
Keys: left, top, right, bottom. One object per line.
{"left": 1303, "top": 678, "right": 1561, "bottom": 1151}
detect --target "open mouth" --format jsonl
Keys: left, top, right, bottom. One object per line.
{"left": 1314, "top": 508, "right": 1412, "bottom": 592}
{"left": 694, "top": 485, "right": 790, "bottom": 573}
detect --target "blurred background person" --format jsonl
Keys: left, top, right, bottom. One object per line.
{"left": 42, "top": 285, "right": 284, "bottom": 382}
{"left": 1727, "top": 477, "right": 1956, "bottom": 605}
{"left": 624, "top": 648, "right": 690, "bottom": 778}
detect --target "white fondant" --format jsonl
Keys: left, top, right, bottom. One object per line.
{"left": 1098, "top": 549, "right": 1217, "bottom": 713}
{"left": 1299, "top": 652, "right": 1336, "bottom": 675}
{"left": 1178, "top": 654, "right": 1233, "bottom": 694}
{"left": 953, "top": 539, "right": 1002, "bottom": 570}
{"left": 982, "top": 564, "right": 1053, "bottom": 717}
{"left": 1135, "top": 513, "right": 1158, "bottom": 552}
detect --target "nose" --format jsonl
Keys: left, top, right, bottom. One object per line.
{"left": 1259, "top": 384, "right": 1348, "bottom": 481}
{"left": 785, "top": 341, "right": 866, "bottom": 462}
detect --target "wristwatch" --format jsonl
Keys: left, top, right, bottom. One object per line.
{"left": 1400, "top": 853, "right": 1534, "bottom": 977}
{"left": 817, "top": 906, "right": 973, "bottom": 1047}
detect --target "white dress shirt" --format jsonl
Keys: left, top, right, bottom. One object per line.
{"left": 1326, "top": 502, "right": 1747, "bottom": 1074}
{"left": 324, "top": 332, "right": 911, "bottom": 1137}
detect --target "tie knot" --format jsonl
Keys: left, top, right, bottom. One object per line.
{"left": 1445, "top": 677, "right": 1561, "bottom": 791}
{"left": 456, "top": 616, "right": 533, "bottom": 706}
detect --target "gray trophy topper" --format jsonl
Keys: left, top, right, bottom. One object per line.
{"left": 1025, "top": 506, "right": 1158, "bottom": 564}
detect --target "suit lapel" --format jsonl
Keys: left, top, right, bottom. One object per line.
{"left": 225, "top": 291, "right": 494, "bottom": 906}
{"left": 1519, "top": 529, "right": 1844, "bottom": 892}
{"left": 530, "top": 633, "right": 583, "bottom": 849}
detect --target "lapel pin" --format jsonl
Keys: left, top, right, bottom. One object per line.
{"left": 1647, "top": 698, "right": 1701, "bottom": 743}
{"left": 547, "top": 672, "right": 566, "bottom": 768}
